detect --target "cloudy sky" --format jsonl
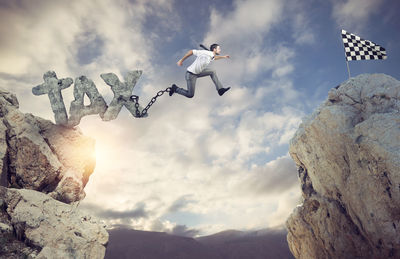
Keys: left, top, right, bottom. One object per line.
{"left": 1, "top": 0, "right": 399, "bottom": 237}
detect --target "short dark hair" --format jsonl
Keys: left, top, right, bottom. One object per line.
{"left": 210, "top": 43, "right": 219, "bottom": 51}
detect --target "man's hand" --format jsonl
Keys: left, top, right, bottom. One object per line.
{"left": 177, "top": 50, "right": 193, "bottom": 66}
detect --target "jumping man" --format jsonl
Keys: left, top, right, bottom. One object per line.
{"left": 169, "top": 44, "right": 231, "bottom": 98}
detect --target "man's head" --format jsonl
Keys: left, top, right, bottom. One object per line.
{"left": 210, "top": 43, "right": 221, "bottom": 55}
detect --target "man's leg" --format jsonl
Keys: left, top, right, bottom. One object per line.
{"left": 198, "top": 68, "right": 230, "bottom": 96}
{"left": 174, "top": 71, "right": 197, "bottom": 98}
{"left": 197, "top": 68, "right": 222, "bottom": 91}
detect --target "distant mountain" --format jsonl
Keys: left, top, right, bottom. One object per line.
{"left": 105, "top": 228, "right": 294, "bottom": 259}
{"left": 105, "top": 228, "right": 219, "bottom": 259}
{"left": 196, "top": 229, "right": 294, "bottom": 259}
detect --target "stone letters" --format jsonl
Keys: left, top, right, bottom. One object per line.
{"left": 32, "top": 71, "right": 73, "bottom": 125}
{"left": 69, "top": 76, "right": 108, "bottom": 126}
{"left": 101, "top": 70, "right": 146, "bottom": 121}
{"left": 32, "top": 70, "right": 145, "bottom": 127}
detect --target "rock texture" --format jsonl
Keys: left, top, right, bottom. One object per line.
{"left": 0, "top": 88, "right": 108, "bottom": 258}
{"left": 286, "top": 74, "right": 400, "bottom": 258}
{"left": 0, "top": 186, "right": 108, "bottom": 258}
{"left": 0, "top": 88, "right": 95, "bottom": 203}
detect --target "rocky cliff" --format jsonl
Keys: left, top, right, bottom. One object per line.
{"left": 0, "top": 89, "right": 108, "bottom": 258}
{"left": 0, "top": 88, "right": 96, "bottom": 203}
{"left": 286, "top": 74, "right": 400, "bottom": 258}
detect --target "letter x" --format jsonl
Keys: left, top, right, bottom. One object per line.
{"left": 100, "top": 70, "right": 144, "bottom": 120}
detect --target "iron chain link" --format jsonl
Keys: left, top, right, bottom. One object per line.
{"left": 130, "top": 87, "right": 171, "bottom": 118}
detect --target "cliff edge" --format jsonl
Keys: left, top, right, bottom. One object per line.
{"left": 0, "top": 89, "right": 108, "bottom": 258}
{"left": 286, "top": 74, "right": 400, "bottom": 258}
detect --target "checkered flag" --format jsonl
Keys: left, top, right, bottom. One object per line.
{"left": 341, "top": 29, "right": 387, "bottom": 61}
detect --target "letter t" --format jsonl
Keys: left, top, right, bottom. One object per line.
{"left": 32, "top": 71, "right": 72, "bottom": 125}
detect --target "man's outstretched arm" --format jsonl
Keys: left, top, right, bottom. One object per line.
{"left": 177, "top": 50, "right": 193, "bottom": 66}
{"left": 214, "top": 55, "right": 230, "bottom": 60}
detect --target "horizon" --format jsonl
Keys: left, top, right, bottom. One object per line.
{"left": 105, "top": 223, "right": 288, "bottom": 237}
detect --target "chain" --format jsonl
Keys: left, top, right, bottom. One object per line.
{"left": 130, "top": 87, "right": 171, "bottom": 118}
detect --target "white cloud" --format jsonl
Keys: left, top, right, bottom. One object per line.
{"left": 266, "top": 188, "right": 302, "bottom": 228}
{"left": 0, "top": 1, "right": 77, "bottom": 75}
{"left": 235, "top": 156, "right": 299, "bottom": 195}
{"left": 244, "top": 46, "right": 295, "bottom": 79}
{"left": 288, "top": 2, "right": 316, "bottom": 45}
{"left": 202, "top": 0, "right": 296, "bottom": 84}
{"left": 234, "top": 109, "right": 302, "bottom": 162}
{"left": 0, "top": 0, "right": 175, "bottom": 88}
{"left": 205, "top": 0, "right": 284, "bottom": 44}
{"left": 331, "top": 0, "right": 384, "bottom": 32}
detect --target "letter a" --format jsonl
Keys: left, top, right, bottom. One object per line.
{"left": 68, "top": 76, "right": 108, "bottom": 127}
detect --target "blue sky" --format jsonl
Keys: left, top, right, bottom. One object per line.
{"left": 0, "top": 0, "right": 399, "bottom": 237}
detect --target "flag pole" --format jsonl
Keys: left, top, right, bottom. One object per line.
{"left": 346, "top": 60, "right": 351, "bottom": 79}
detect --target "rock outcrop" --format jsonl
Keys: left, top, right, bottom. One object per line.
{"left": 0, "top": 88, "right": 108, "bottom": 258}
{"left": 286, "top": 74, "right": 400, "bottom": 258}
{"left": 0, "top": 187, "right": 108, "bottom": 258}
{"left": 0, "top": 88, "right": 95, "bottom": 203}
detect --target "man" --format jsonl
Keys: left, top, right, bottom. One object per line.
{"left": 169, "top": 43, "right": 231, "bottom": 98}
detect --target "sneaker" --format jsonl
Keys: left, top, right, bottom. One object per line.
{"left": 169, "top": 84, "right": 178, "bottom": 96}
{"left": 218, "top": 87, "right": 231, "bottom": 96}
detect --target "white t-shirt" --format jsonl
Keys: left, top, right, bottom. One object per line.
{"left": 187, "top": 49, "right": 215, "bottom": 74}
